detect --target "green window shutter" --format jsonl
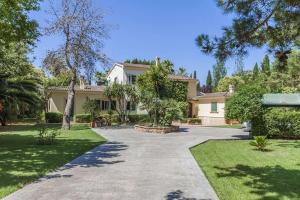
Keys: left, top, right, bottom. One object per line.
{"left": 211, "top": 102, "right": 218, "bottom": 112}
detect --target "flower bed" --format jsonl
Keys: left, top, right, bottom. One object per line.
{"left": 134, "top": 124, "right": 179, "bottom": 134}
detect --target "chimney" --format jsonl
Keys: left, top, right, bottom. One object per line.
{"left": 155, "top": 56, "right": 160, "bottom": 66}
{"left": 229, "top": 84, "right": 234, "bottom": 94}
{"left": 80, "top": 75, "right": 85, "bottom": 89}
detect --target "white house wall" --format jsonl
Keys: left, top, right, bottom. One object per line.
{"left": 107, "top": 64, "right": 124, "bottom": 84}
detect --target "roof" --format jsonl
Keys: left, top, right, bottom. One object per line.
{"left": 48, "top": 85, "right": 106, "bottom": 92}
{"left": 192, "top": 92, "right": 231, "bottom": 100}
{"left": 262, "top": 93, "right": 300, "bottom": 107}
{"left": 119, "top": 63, "right": 150, "bottom": 69}
{"left": 168, "top": 74, "right": 196, "bottom": 81}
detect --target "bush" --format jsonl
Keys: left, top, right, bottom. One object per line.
{"left": 75, "top": 114, "right": 92, "bottom": 123}
{"left": 45, "top": 112, "right": 63, "bottom": 123}
{"left": 36, "top": 124, "right": 61, "bottom": 145}
{"left": 187, "top": 118, "right": 202, "bottom": 125}
{"left": 264, "top": 109, "right": 300, "bottom": 138}
{"left": 249, "top": 136, "right": 269, "bottom": 151}
{"left": 128, "top": 114, "right": 151, "bottom": 123}
{"left": 101, "top": 113, "right": 120, "bottom": 124}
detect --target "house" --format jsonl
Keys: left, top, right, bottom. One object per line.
{"left": 47, "top": 62, "right": 233, "bottom": 125}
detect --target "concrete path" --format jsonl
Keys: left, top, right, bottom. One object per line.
{"left": 5, "top": 126, "right": 248, "bottom": 200}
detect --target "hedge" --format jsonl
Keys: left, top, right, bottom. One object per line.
{"left": 264, "top": 109, "right": 300, "bottom": 138}
{"left": 128, "top": 114, "right": 151, "bottom": 123}
{"left": 75, "top": 114, "right": 92, "bottom": 123}
{"left": 45, "top": 112, "right": 63, "bottom": 123}
{"left": 180, "top": 118, "right": 202, "bottom": 125}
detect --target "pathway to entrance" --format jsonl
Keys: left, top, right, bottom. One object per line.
{"left": 5, "top": 126, "right": 248, "bottom": 200}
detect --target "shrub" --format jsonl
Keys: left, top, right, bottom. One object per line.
{"left": 128, "top": 114, "right": 151, "bottom": 123}
{"left": 101, "top": 113, "right": 120, "bottom": 125}
{"left": 249, "top": 136, "right": 269, "bottom": 151}
{"left": 75, "top": 114, "right": 92, "bottom": 123}
{"left": 159, "top": 100, "right": 187, "bottom": 126}
{"left": 187, "top": 118, "right": 202, "bottom": 125}
{"left": 45, "top": 112, "right": 63, "bottom": 123}
{"left": 36, "top": 124, "right": 61, "bottom": 145}
{"left": 264, "top": 109, "right": 300, "bottom": 138}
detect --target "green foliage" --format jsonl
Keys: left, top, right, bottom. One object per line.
{"left": 36, "top": 124, "right": 61, "bottom": 145}
{"left": 159, "top": 100, "right": 187, "bottom": 126}
{"left": 253, "top": 63, "right": 259, "bottom": 77}
{"left": 183, "top": 118, "right": 202, "bottom": 125}
{"left": 261, "top": 55, "right": 271, "bottom": 75}
{"left": 206, "top": 70, "right": 212, "bottom": 86}
{"left": 166, "top": 81, "right": 188, "bottom": 102}
{"left": 94, "top": 71, "right": 107, "bottom": 85}
{"left": 124, "top": 58, "right": 152, "bottom": 65}
{"left": 249, "top": 136, "right": 269, "bottom": 151}
{"left": 213, "top": 61, "right": 227, "bottom": 87}
{"left": 0, "top": 0, "right": 40, "bottom": 48}
{"left": 177, "top": 67, "right": 188, "bottom": 76}
{"left": 216, "top": 76, "right": 244, "bottom": 92}
{"left": 264, "top": 109, "right": 300, "bottom": 138}
{"left": 45, "top": 112, "right": 63, "bottom": 123}
{"left": 82, "top": 99, "right": 99, "bottom": 120}
{"left": 75, "top": 114, "right": 92, "bottom": 123}
{"left": 128, "top": 114, "right": 151, "bottom": 124}
{"left": 225, "top": 85, "right": 267, "bottom": 122}
{"left": 104, "top": 83, "right": 137, "bottom": 123}
{"left": 196, "top": 0, "right": 300, "bottom": 63}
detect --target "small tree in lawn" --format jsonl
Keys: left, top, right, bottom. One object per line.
{"left": 45, "top": 0, "right": 109, "bottom": 129}
{"left": 104, "top": 83, "right": 137, "bottom": 123}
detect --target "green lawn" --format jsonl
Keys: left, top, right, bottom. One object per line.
{"left": 191, "top": 140, "right": 300, "bottom": 200}
{"left": 0, "top": 124, "right": 106, "bottom": 198}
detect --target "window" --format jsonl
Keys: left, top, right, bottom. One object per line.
{"left": 211, "top": 102, "right": 218, "bottom": 113}
{"left": 110, "top": 101, "right": 116, "bottom": 110}
{"left": 127, "top": 74, "right": 137, "bottom": 85}
{"left": 95, "top": 100, "right": 110, "bottom": 111}
{"left": 126, "top": 102, "right": 136, "bottom": 111}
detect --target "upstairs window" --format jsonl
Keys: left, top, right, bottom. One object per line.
{"left": 211, "top": 102, "right": 218, "bottom": 113}
{"left": 127, "top": 74, "right": 137, "bottom": 85}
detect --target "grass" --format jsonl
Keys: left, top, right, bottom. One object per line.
{"left": 0, "top": 124, "right": 106, "bottom": 198}
{"left": 191, "top": 140, "right": 300, "bottom": 200}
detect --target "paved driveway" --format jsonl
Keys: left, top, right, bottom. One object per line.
{"left": 5, "top": 126, "right": 248, "bottom": 200}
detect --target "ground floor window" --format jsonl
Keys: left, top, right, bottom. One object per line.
{"left": 126, "top": 101, "right": 136, "bottom": 111}
{"left": 211, "top": 102, "right": 218, "bottom": 113}
{"left": 96, "top": 100, "right": 116, "bottom": 111}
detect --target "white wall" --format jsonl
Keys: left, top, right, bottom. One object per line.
{"left": 107, "top": 64, "right": 124, "bottom": 84}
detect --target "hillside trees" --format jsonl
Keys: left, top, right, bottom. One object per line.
{"left": 45, "top": 0, "right": 110, "bottom": 129}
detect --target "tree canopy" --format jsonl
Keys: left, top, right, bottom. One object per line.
{"left": 196, "top": 0, "right": 300, "bottom": 64}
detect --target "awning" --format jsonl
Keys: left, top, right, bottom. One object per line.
{"left": 262, "top": 93, "right": 300, "bottom": 107}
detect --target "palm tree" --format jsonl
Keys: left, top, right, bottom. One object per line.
{"left": 0, "top": 73, "right": 41, "bottom": 126}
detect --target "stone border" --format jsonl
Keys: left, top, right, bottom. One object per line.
{"left": 134, "top": 125, "right": 179, "bottom": 134}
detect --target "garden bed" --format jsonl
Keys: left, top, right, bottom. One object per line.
{"left": 134, "top": 124, "right": 179, "bottom": 134}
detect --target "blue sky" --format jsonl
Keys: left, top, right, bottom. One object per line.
{"left": 29, "top": 0, "right": 268, "bottom": 84}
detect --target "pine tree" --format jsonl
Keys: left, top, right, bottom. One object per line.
{"left": 213, "top": 62, "right": 227, "bottom": 87}
{"left": 193, "top": 70, "right": 197, "bottom": 79}
{"left": 206, "top": 70, "right": 212, "bottom": 86}
{"left": 261, "top": 55, "right": 270, "bottom": 75}
{"left": 253, "top": 62, "right": 259, "bottom": 77}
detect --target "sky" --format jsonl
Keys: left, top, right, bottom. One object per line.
{"left": 29, "top": 0, "right": 269, "bottom": 84}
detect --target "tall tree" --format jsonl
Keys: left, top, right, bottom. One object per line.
{"left": 253, "top": 62, "right": 259, "bottom": 77}
{"left": 177, "top": 67, "right": 188, "bottom": 76}
{"left": 196, "top": 0, "right": 300, "bottom": 65}
{"left": 0, "top": 0, "right": 40, "bottom": 49}
{"left": 46, "top": 0, "right": 109, "bottom": 129}
{"left": 206, "top": 70, "right": 212, "bottom": 86}
{"left": 193, "top": 70, "right": 197, "bottom": 79}
{"left": 213, "top": 61, "right": 227, "bottom": 87}
{"left": 261, "top": 55, "right": 271, "bottom": 75}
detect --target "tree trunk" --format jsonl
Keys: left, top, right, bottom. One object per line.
{"left": 62, "top": 72, "right": 76, "bottom": 130}
{"left": 0, "top": 119, "right": 6, "bottom": 126}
